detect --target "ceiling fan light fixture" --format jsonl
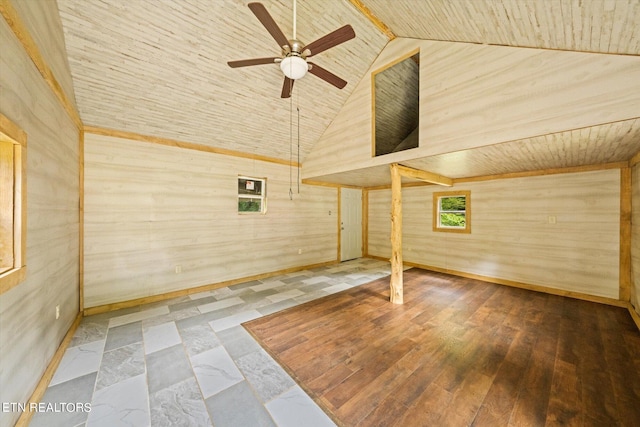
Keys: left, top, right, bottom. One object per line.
{"left": 280, "top": 55, "right": 308, "bottom": 80}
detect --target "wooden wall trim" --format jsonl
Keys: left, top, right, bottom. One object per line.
{"left": 0, "top": 0, "right": 82, "bottom": 130}
{"left": 14, "top": 313, "right": 82, "bottom": 427}
{"left": 79, "top": 131, "right": 84, "bottom": 312}
{"left": 337, "top": 187, "right": 342, "bottom": 262}
{"left": 366, "top": 180, "right": 432, "bottom": 191}
{"left": 628, "top": 302, "right": 640, "bottom": 331}
{"left": 83, "top": 260, "right": 338, "bottom": 316}
{"left": 366, "top": 255, "right": 627, "bottom": 308}
{"left": 362, "top": 188, "right": 369, "bottom": 257}
{"left": 0, "top": 113, "right": 27, "bottom": 144}
{"left": 453, "top": 162, "right": 627, "bottom": 184}
{"left": 631, "top": 149, "right": 640, "bottom": 167}
{"left": 365, "top": 162, "right": 627, "bottom": 191}
{"left": 348, "top": 0, "right": 396, "bottom": 40}
{"left": 302, "top": 180, "right": 342, "bottom": 188}
{"left": 0, "top": 113, "right": 27, "bottom": 295}
{"left": 84, "top": 126, "right": 300, "bottom": 167}
{"left": 301, "top": 180, "right": 363, "bottom": 189}
{"left": 620, "top": 167, "right": 632, "bottom": 301}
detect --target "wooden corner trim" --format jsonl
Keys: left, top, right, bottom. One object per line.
{"left": 619, "top": 167, "right": 632, "bottom": 302}
{"left": 627, "top": 303, "right": 640, "bottom": 332}
{"left": 0, "top": 0, "right": 82, "bottom": 130}
{"left": 630, "top": 149, "right": 640, "bottom": 167}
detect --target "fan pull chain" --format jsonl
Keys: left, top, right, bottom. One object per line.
{"left": 289, "top": 85, "right": 293, "bottom": 200}
{"left": 297, "top": 104, "right": 300, "bottom": 194}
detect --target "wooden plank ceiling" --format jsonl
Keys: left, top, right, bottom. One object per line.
{"left": 56, "top": 0, "right": 640, "bottom": 186}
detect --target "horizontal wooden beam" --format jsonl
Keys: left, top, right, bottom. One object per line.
{"left": 348, "top": 0, "right": 396, "bottom": 40}
{"left": 395, "top": 164, "right": 453, "bottom": 186}
{"left": 84, "top": 126, "right": 300, "bottom": 167}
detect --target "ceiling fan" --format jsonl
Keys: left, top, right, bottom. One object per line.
{"left": 228, "top": 1, "right": 356, "bottom": 98}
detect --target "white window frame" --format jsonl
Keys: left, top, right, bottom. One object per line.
{"left": 432, "top": 190, "right": 471, "bottom": 233}
{"left": 238, "top": 176, "right": 267, "bottom": 214}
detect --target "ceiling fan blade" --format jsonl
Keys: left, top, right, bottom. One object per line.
{"left": 248, "top": 2, "right": 291, "bottom": 50}
{"left": 307, "top": 62, "right": 347, "bottom": 89}
{"left": 227, "top": 57, "right": 279, "bottom": 68}
{"left": 281, "top": 77, "right": 294, "bottom": 98}
{"left": 304, "top": 25, "right": 355, "bottom": 57}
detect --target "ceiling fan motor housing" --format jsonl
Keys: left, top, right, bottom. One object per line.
{"left": 284, "top": 40, "right": 308, "bottom": 57}
{"left": 281, "top": 39, "right": 309, "bottom": 80}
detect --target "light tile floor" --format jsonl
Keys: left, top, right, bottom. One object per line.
{"left": 30, "top": 258, "right": 391, "bottom": 427}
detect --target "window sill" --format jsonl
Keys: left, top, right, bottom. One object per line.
{"left": 0, "top": 266, "right": 27, "bottom": 295}
{"left": 433, "top": 227, "right": 471, "bottom": 234}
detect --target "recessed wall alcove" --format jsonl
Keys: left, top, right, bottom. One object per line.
{"left": 372, "top": 49, "right": 420, "bottom": 157}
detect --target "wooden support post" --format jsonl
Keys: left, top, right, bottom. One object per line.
{"left": 390, "top": 163, "right": 403, "bottom": 304}
{"left": 620, "top": 167, "right": 631, "bottom": 302}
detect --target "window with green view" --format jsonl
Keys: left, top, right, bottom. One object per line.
{"left": 433, "top": 191, "right": 471, "bottom": 233}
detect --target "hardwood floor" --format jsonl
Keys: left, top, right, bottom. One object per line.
{"left": 243, "top": 268, "right": 640, "bottom": 427}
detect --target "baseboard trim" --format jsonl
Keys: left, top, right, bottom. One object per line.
{"left": 83, "top": 260, "right": 339, "bottom": 316}
{"left": 366, "top": 255, "right": 626, "bottom": 308}
{"left": 627, "top": 303, "right": 640, "bottom": 331}
{"left": 15, "top": 313, "right": 83, "bottom": 427}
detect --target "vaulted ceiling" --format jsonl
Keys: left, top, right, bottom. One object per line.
{"left": 56, "top": 0, "right": 640, "bottom": 184}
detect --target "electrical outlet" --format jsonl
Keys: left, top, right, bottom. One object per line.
{"left": 175, "top": 265, "right": 182, "bottom": 274}
{"left": 548, "top": 215, "right": 556, "bottom": 224}
{"left": 55, "top": 305, "right": 60, "bottom": 320}
{"left": 298, "top": 249, "right": 303, "bottom": 254}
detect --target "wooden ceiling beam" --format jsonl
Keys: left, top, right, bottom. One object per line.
{"left": 349, "top": 0, "right": 396, "bottom": 40}
{"left": 395, "top": 164, "right": 453, "bottom": 186}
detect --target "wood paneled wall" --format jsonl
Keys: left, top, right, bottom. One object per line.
{"left": 303, "top": 37, "right": 640, "bottom": 180}
{"left": 368, "top": 170, "right": 621, "bottom": 299}
{"left": 0, "top": 7, "right": 80, "bottom": 427}
{"left": 632, "top": 163, "right": 640, "bottom": 314}
{"left": 83, "top": 133, "right": 338, "bottom": 308}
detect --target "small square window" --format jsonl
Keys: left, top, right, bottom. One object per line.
{"left": 433, "top": 190, "right": 471, "bottom": 233}
{"left": 238, "top": 176, "right": 266, "bottom": 214}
